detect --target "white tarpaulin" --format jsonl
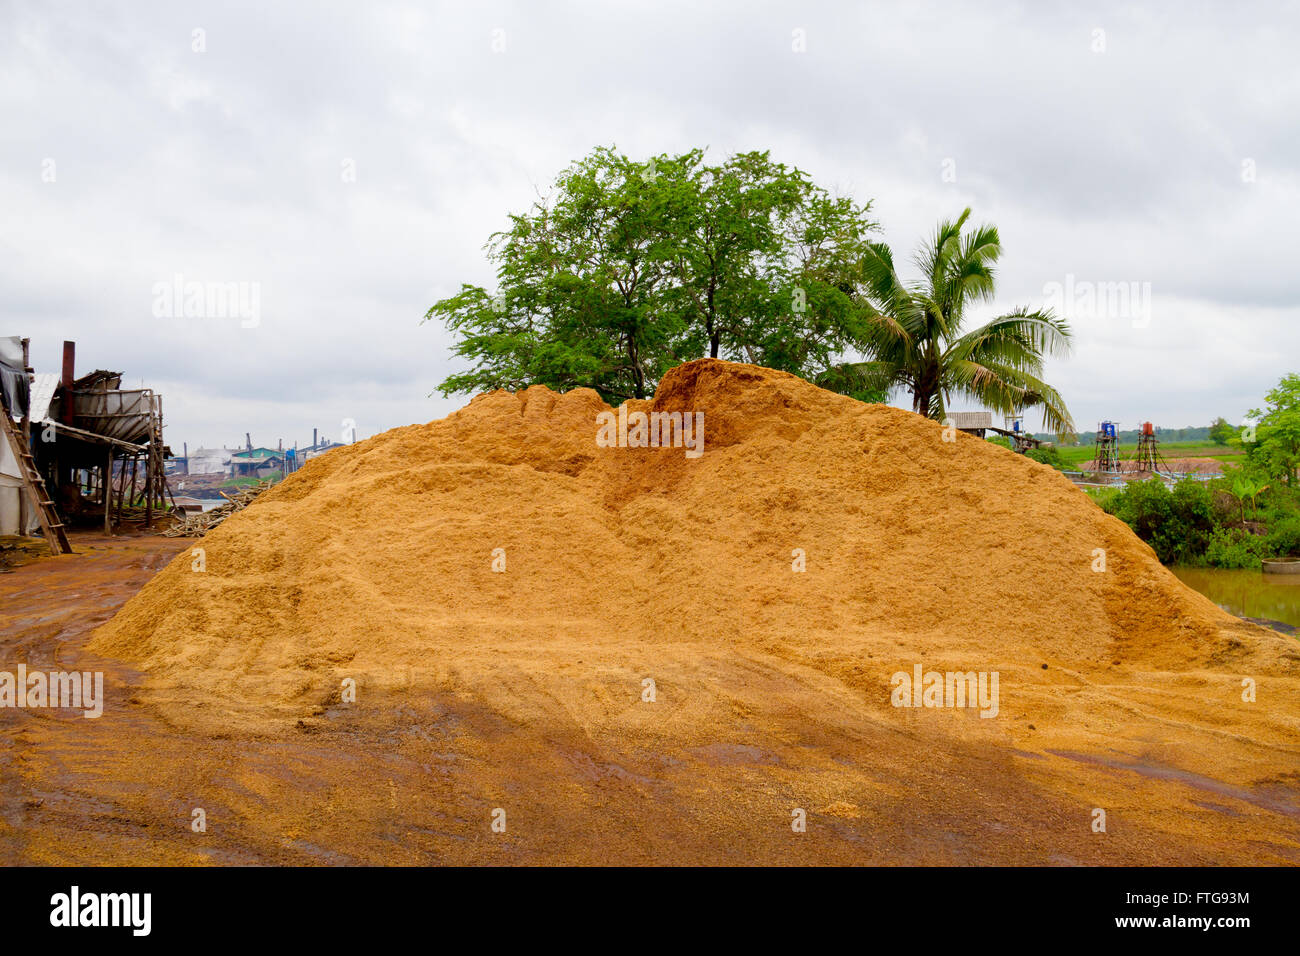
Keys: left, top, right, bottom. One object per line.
{"left": 0, "top": 336, "right": 29, "bottom": 420}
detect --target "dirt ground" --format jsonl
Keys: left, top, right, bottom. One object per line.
{"left": 2, "top": 529, "right": 1298, "bottom": 865}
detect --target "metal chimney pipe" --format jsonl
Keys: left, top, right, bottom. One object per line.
{"left": 61, "top": 341, "right": 76, "bottom": 423}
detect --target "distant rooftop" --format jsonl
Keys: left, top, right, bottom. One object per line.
{"left": 948, "top": 411, "right": 993, "bottom": 429}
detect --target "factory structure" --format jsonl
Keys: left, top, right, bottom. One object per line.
{"left": 1, "top": 338, "right": 173, "bottom": 552}
{"left": 170, "top": 430, "right": 348, "bottom": 480}
{"left": 3, "top": 337, "right": 354, "bottom": 556}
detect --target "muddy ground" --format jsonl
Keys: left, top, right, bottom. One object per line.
{"left": 1, "top": 531, "right": 1298, "bottom": 865}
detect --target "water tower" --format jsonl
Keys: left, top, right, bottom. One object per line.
{"left": 1093, "top": 421, "right": 1120, "bottom": 473}
{"left": 1132, "top": 421, "right": 1168, "bottom": 473}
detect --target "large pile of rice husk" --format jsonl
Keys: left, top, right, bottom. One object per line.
{"left": 88, "top": 360, "right": 1300, "bottom": 861}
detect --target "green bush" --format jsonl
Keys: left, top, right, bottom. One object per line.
{"left": 1085, "top": 486, "right": 1123, "bottom": 513}
{"left": 1260, "top": 483, "right": 1300, "bottom": 525}
{"left": 1266, "top": 515, "right": 1300, "bottom": 556}
{"left": 1025, "top": 446, "right": 1065, "bottom": 469}
{"left": 1109, "top": 478, "right": 1218, "bottom": 565}
{"left": 1170, "top": 479, "right": 1218, "bottom": 557}
{"left": 1205, "top": 528, "right": 1273, "bottom": 569}
{"left": 1081, "top": 462, "right": 1300, "bottom": 567}
{"left": 1112, "top": 478, "right": 1171, "bottom": 552}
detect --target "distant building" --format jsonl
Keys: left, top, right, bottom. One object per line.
{"left": 188, "top": 447, "right": 237, "bottom": 476}
{"left": 295, "top": 439, "right": 346, "bottom": 465}
{"left": 948, "top": 411, "right": 993, "bottom": 437}
{"left": 229, "top": 447, "right": 283, "bottom": 478}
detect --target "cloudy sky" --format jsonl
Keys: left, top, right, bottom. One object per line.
{"left": 3, "top": 0, "right": 1296, "bottom": 449}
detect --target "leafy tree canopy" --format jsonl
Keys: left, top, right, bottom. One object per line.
{"left": 1246, "top": 372, "right": 1300, "bottom": 487}
{"left": 1208, "top": 416, "right": 1234, "bottom": 445}
{"left": 425, "top": 146, "right": 880, "bottom": 403}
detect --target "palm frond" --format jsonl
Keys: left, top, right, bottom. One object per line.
{"left": 945, "top": 358, "right": 1076, "bottom": 440}
{"left": 817, "top": 360, "right": 903, "bottom": 399}
{"left": 945, "top": 309, "right": 1072, "bottom": 366}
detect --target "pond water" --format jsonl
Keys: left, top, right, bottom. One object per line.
{"left": 1172, "top": 566, "right": 1300, "bottom": 630}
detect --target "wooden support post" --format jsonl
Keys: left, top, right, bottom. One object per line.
{"left": 127, "top": 453, "right": 138, "bottom": 511}
{"left": 144, "top": 395, "right": 154, "bottom": 529}
{"left": 114, "top": 450, "right": 126, "bottom": 526}
{"left": 158, "top": 395, "right": 175, "bottom": 510}
{"left": 104, "top": 450, "right": 112, "bottom": 535}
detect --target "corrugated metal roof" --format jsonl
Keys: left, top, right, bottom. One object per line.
{"left": 231, "top": 447, "right": 280, "bottom": 458}
{"left": 948, "top": 411, "right": 993, "bottom": 429}
{"left": 29, "top": 373, "right": 59, "bottom": 423}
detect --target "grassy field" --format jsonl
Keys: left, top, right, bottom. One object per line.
{"left": 1053, "top": 441, "right": 1245, "bottom": 468}
{"left": 220, "top": 475, "right": 283, "bottom": 490}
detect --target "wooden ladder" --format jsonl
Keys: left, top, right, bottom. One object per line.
{"left": 0, "top": 412, "right": 72, "bottom": 554}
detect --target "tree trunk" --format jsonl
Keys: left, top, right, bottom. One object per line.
{"left": 912, "top": 360, "right": 941, "bottom": 419}
{"left": 628, "top": 334, "right": 644, "bottom": 399}
{"left": 912, "top": 383, "right": 937, "bottom": 419}
{"left": 707, "top": 281, "right": 719, "bottom": 358}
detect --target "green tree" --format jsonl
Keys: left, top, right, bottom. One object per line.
{"left": 427, "top": 148, "right": 692, "bottom": 402}
{"left": 663, "top": 151, "right": 796, "bottom": 362}
{"left": 1246, "top": 373, "right": 1300, "bottom": 488}
{"left": 1208, "top": 417, "right": 1233, "bottom": 445}
{"left": 425, "top": 147, "right": 880, "bottom": 404}
{"left": 830, "top": 209, "right": 1076, "bottom": 439}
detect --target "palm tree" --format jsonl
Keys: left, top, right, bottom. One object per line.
{"left": 826, "top": 208, "right": 1075, "bottom": 439}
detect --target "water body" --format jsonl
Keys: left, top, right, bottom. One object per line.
{"left": 1172, "top": 566, "right": 1300, "bottom": 630}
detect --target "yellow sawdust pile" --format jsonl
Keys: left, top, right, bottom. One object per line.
{"left": 91, "top": 360, "right": 1293, "bottom": 735}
